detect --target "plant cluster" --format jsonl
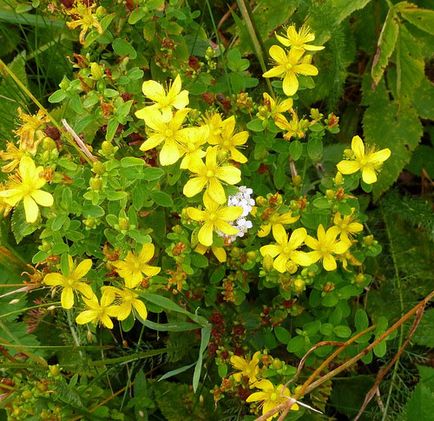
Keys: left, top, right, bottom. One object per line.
{"left": 0, "top": 1, "right": 433, "bottom": 420}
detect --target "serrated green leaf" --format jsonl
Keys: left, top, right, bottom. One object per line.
{"left": 401, "top": 6, "right": 434, "bottom": 36}
{"left": 396, "top": 25, "right": 425, "bottom": 101}
{"left": 331, "top": 0, "right": 373, "bottom": 24}
{"left": 371, "top": 7, "right": 399, "bottom": 86}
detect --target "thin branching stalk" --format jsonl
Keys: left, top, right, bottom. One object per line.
{"left": 235, "top": 0, "right": 274, "bottom": 97}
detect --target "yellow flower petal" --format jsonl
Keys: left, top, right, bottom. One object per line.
{"left": 61, "top": 287, "right": 74, "bottom": 309}
{"left": 323, "top": 254, "right": 337, "bottom": 271}
{"left": 260, "top": 244, "right": 280, "bottom": 258}
{"left": 141, "top": 80, "right": 165, "bottom": 102}
{"left": 31, "top": 190, "right": 53, "bottom": 207}
{"left": 351, "top": 136, "right": 365, "bottom": 160}
{"left": 269, "top": 45, "right": 287, "bottom": 63}
{"left": 43, "top": 273, "right": 64, "bottom": 286}
{"left": 23, "top": 195, "right": 39, "bottom": 223}
{"left": 362, "top": 167, "right": 377, "bottom": 184}
{"left": 337, "top": 160, "right": 360, "bottom": 175}
{"left": 73, "top": 259, "right": 92, "bottom": 279}
{"left": 139, "top": 243, "right": 155, "bottom": 262}
{"left": 198, "top": 222, "right": 214, "bottom": 247}
{"left": 272, "top": 224, "right": 288, "bottom": 245}
{"left": 282, "top": 72, "right": 299, "bottom": 96}
{"left": 159, "top": 141, "right": 181, "bottom": 166}
{"left": 273, "top": 254, "right": 288, "bottom": 273}
{"left": 183, "top": 177, "right": 207, "bottom": 198}
{"left": 133, "top": 299, "right": 148, "bottom": 321}
{"left": 76, "top": 310, "right": 97, "bottom": 325}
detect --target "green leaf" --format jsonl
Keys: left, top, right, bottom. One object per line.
{"left": 193, "top": 326, "right": 211, "bottom": 392}
{"left": 331, "top": 0, "right": 373, "bottom": 24}
{"left": 355, "top": 308, "right": 369, "bottom": 331}
{"left": 106, "top": 118, "right": 119, "bottom": 141}
{"left": 150, "top": 191, "right": 173, "bottom": 207}
{"left": 333, "top": 325, "right": 352, "bottom": 338}
{"left": 401, "top": 6, "right": 434, "bottom": 36}
{"left": 142, "top": 167, "right": 165, "bottom": 181}
{"left": 274, "top": 326, "right": 291, "bottom": 344}
{"left": 246, "top": 118, "right": 264, "bottom": 132}
{"left": 395, "top": 25, "right": 425, "bottom": 101}
{"left": 143, "top": 320, "right": 199, "bottom": 332}
{"left": 112, "top": 38, "right": 137, "bottom": 59}
{"left": 371, "top": 7, "right": 399, "bottom": 87}
{"left": 158, "top": 362, "right": 196, "bottom": 382}
{"left": 11, "top": 206, "right": 37, "bottom": 243}
{"left": 286, "top": 336, "right": 306, "bottom": 354}
{"left": 413, "top": 308, "right": 434, "bottom": 348}
{"left": 120, "top": 157, "right": 145, "bottom": 167}
{"left": 48, "top": 89, "right": 67, "bottom": 103}
{"left": 289, "top": 140, "right": 303, "bottom": 161}
{"left": 307, "top": 137, "right": 323, "bottom": 160}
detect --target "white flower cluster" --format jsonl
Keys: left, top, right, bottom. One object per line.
{"left": 220, "top": 186, "right": 255, "bottom": 242}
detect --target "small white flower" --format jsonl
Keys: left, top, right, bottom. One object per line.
{"left": 218, "top": 186, "right": 255, "bottom": 242}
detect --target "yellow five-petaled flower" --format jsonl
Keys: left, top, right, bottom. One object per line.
{"left": 186, "top": 193, "right": 242, "bottom": 247}
{"left": 183, "top": 147, "right": 241, "bottom": 204}
{"left": 246, "top": 379, "right": 299, "bottom": 420}
{"left": 263, "top": 45, "right": 318, "bottom": 97}
{"left": 260, "top": 226, "right": 315, "bottom": 273}
{"left": 112, "top": 243, "right": 161, "bottom": 288}
{"left": 135, "top": 74, "right": 189, "bottom": 122}
{"left": 43, "top": 256, "right": 93, "bottom": 309}
{"left": 336, "top": 135, "right": 391, "bottom": 184}
{"left": 305, "top": 224, "right": 350, "bottom": 271}
{"left": 75, "top": 290, "right": 118, "bottom": 329}
{"left": 102, "top": 286, "right": 148, "bottom": 321}
{"left": 230, "top": 351, "right": 261, "bottom": 385}
{"left": 275, "top": 25, "right": 324, "bottom": 51}
{"left": 0, "top": 156, "right": 53, "bottom": 223}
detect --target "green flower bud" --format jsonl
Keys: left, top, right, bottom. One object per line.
{"left": 90, "top": 62, "right": 103, "bottom": 80}
{"left": 92, "top": 161, "right": 105, "bottom": 175}
{"left": 89, "top": 177, "right": 102, "bottom": 191}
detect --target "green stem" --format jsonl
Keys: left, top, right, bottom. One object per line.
{"left": 0, "top": 58, "right": 92, "bottom": 164}
{"left": 205, "top": 0, "right": 232, "bottom": 96}
{"left": 0, "top": 9, "right": 64, "bottom": 28}
{"left": 236, "top": 0, "right": 274, "bottom": 97}
{"left": 381, "top": 202, "right": 404, "bottom": 421}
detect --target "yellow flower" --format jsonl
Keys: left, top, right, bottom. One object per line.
{"left": 65, "top": 2, "right": 103, "bottom": 45}
{"left": 186, "top": 193, "right": 243, "bottom": 247}
{"left": 258, "top": 210, "right": 299, "bottom": 237}
{"left": 246, "top": 379, "right": 299, "bottom": 420}
{"left": 43, "top": 256, "right": 93, "bottom": 309}
{"left": 183, "top": 147, "right": 241, "bottom": 204}
{"left": 259, "top": 93, "right": 293, "bottom": 121}
{"left": 75, "top": 290, "right": 118, "bottom": 329}
{"left": 195, "top": 243, "right": 227, "bottom": 263}
{"left": 208, "top": 116, "right": 249, "bottom": 163}
{"left": 135, "top": 74, "right": 189, "bottom": 122}
{"left": 275, "top": 111, "right": 309, "bottom": 141}
{"left": 305, "top": 224, "right": 350, "bottom": 271}
{"left": 276, "top": 25, "right": 324, "bottom": 51}
{"left": 139, "top": 108, "right": 190, "bottom": 166}
{"left": 14, "top": 108, "right": 49, "bottom": 154}
{"left": 202, "top": 112, "right": 224, "bottom": 145}
{"left": 336, "top": 136, "right": 391, "bottom": 184}
{"left": 263, "top": 45, "right": 318, "bottom": 96}
{"left": 101, "top": 286, "right": 148, "bottom": 321}
{"left": 112, "top": 244, "right": 161, "bottom": 288}
{"left": 0, "top": 156, "right": 53, "bottom": 223}
{"left": 179, "top": 126, "right": 208, "bottom": 170}
{"left": 260, "top": 226, "right": 315, "bottom": 273}
{"left": 339, "top": 251, "right": 362, "bottom": 271}
{"left": 0, "top": 143, "right": 25, "bottom": 173}
{"left": 230, "top": 351, "right": 261, "bottom": 385}
{"left": 333, "top": 211, "right": 363, "bottom": 242}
